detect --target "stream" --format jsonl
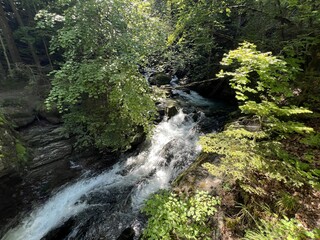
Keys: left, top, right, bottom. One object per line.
{"left": 1, "top": 83, "right": 229, "bottom": 240}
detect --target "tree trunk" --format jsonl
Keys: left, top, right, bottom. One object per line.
{"left": 0, "top": 32, "right": 12, "bottom": 72}
{"left": 0, "top": 3, "right": 21, "bottom": 63}
{"left": 8, "top": 0, "right": 41, "bottom": 71}
{"left": 0, "top": 59, "right": 6, "bottom": 80}
{"left": 43, "top": 39, "right": 53, "bottom": 70}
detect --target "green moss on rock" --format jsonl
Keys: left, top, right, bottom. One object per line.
{"left": 0, "top": 113, "right": 30, "bottom": 176}
{"left": 15, "top": 141, "right": 28, "bottom": 163}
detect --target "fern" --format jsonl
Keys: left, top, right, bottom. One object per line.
{"left": 244, "top": 217, "right": 320, "bottom": 240}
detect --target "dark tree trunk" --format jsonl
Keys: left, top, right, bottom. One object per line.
{"left": 0, "top": 3, "right": 22, "bottom": 63}
{"left": 0, "top": 32, "right": 11, "bottom": 72}
{"left": 0, "top": 59, "right": 6, "bottom": 80}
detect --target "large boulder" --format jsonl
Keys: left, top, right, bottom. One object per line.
{"left": 189, "top": 79, "right": 236, "bottom": 104}
{"left": 156, "top": 99, "right": 179, "bottom": 121}
{"left": 149, "top": 73, "right": 171, "bottom": 86}
{"left": 0, "top": 86, "right": 62, "bottom": 128}
{"left": 37, "top": 103, "right": 62, "bottom": 124}
{"left": 1, "top": 98, "right": 36, "bottom": 128}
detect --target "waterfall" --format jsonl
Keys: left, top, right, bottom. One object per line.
{"left": 2, "top": 109, "right": 206, "bottom": 240}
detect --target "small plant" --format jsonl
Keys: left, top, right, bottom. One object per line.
{"left": 244, "top": 216, "right": 320, "bottom": 240}
{"left": 142, "top": 190, "right": 220, "bottom": 240}
{"left": 300, "top": 133, "right": 320, "bottom": 148}
{"left": 275, "top": 192, "right": 298, "bottom": 215}
{"left": 15, "top": 140, "right": 28, "bottom": 163}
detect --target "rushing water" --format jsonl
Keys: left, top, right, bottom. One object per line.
{"left": 2, "top": 85, "right": 226, "bottom": 240}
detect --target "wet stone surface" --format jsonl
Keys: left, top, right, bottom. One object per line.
{"left": 0, "top": 120, "right": 117, "bottom": 236}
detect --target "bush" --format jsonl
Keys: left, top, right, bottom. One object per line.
{"left": 142, "top": 190, "right": 220, "bottom": 240}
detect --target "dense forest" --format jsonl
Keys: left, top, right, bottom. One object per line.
{"left": 0, "top": 0, "right": 319, "bottom": 239}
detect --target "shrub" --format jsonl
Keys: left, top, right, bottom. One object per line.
{"left": 142, "top": 190, "right": 220, "bottom": 240}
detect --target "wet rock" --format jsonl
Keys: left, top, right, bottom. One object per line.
{"left": 1, "top": 101, "right": 36, "bottom": 128}
{"left": 160, "top": 140, "right": 176, "bottom": 166}
{"left": 0, "top": 114, "right": 28, "bottom": 178}
{"left": 0, "top": 92, "right": 40, "bottom": 128}
{"left": 18, "top": 122, "right": 73, "bottom": 169}
{"left": 117, "top": 227, "right": 135, "bottom": 240}
{"left": 38, "top": 106, "right": 62, "bottom": 124}
{"left": 42, "top": 218, "right": 76, "bottom": 240}
{"left": 198, "top": 117, "right": 221, "bottom": 133}
{"left": 22, "top": 124, "right": 67, "bottom": 147}
{"left": 156, "top": 99, "right": 179, "bottom": 120}
{"left": 31, "top": 140, "right": 73, "bottom": 169}
{"left": 149, "top": 73, "right": 171, "bottom": 86}
{"left": 189, "top": 78, "right": 236, "bottom": 104}
{"left": 166, "top": 105, "right": 178, "bottom": 118}
{"left": 131, "top": 131, "right": 146, "bottom": 148}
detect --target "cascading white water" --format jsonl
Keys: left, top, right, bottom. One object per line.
{"left": 2, "top": 110, "right": 203, "bottom": 240}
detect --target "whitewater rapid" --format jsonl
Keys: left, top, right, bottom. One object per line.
{"left": 2, "top": 110, "right": 203, "bottom": 240}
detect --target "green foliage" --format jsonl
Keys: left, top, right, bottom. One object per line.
{"left": 0, "top": 114, "right": 29, "bottom": 168}
{"left": 218, "top": 42, "right": 294, "bottom": 101}
{"left": 218, "top": 42, "right": 313, "bottom": 134}
{"left": 200, "top": 125, "right": 319, "bottom": 197}
{"left": 244, "top": 217, "right": 320, "bottom": 240}
{"left": 44, "top": 0, "right": 167, "bottom": 150}
{"left": 200, "top": 41, "right": 319, "bottom": 233}
{"left": 164, "top": 0, "right": 232, "bottom": 80}
{"left": 275, "top": 192, "right": 298, "bottom": 215}
{"left": 300, "top": 133, "right": 320, "bottom": 148}
{"left": 15, "top": 141, "right": 28, "bottom": 163}
{"left": 142, "top": 190, "right": 220, "bottom": 240}
{"left": 0, "top": 112, "right": 4, "bottom": 126}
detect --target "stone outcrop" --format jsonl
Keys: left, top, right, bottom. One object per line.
{"left": 0, "top": 87, "right": 61, "bottom": 128}
{"left": 149, "top": 72, "right": 171, "bottom": 86}
{"left": 21, "top": 122, "right": 72, "bottom": 169}
{"left": 0, "top": 113, "right": 27, "bottom": 178}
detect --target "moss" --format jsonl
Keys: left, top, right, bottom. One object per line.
{"left": 0, "top": 114, "right": 4, "bottom": 126}
{"left": 172, "top": 152, "right": 217, "bottom": 188}
{"left": 15, "top": 141, "right": 28, "bottom": 163}
{"left": 0, "top": 113, "right": 30, "bottom": 175}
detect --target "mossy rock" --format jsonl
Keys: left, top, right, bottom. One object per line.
{"left": 149, "top": 73, "right": 171, "bottom": 86}
{"left": 0, "top": 98, "right": 36, "bottom": 128}
{"left": 0, "top": 113, "right": 30, "bottom": 177}
{"left": 172, "top": 153, "right": 220, "bottom": 193}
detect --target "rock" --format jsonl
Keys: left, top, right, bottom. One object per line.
{"left": 38, "top": 104, "right": 62, "bottom": 124}
{"left": 19, "top": 122, "right": 73, "bottom": 169}
{"left": 149, "top": 73, "right": 171, "bottom": 86}
{"left": 166, "top": 105, "right": 178, "bottom": 118}
{"left": 22, "top": 124, "right": 67, "bottom": 147}
{"left": 198, "top": 116, "right": 223, "bottom": 133}
{"left": 189, "top": 79, "right": 236, "bottom": 104}
{"left": 31, "top": 140, "right": 73, "bottom": 169}
{"left": 160, "top": 139, "right": 184, "bottom": 166}
{"left": 0, "top": 114, "right": 28, "bottom": 178}
{"left": 0, "top": 87, "right": 48, "bottom": 128}
{"left": 39, "top": 110, "right": 61, "bottom": 125}
{"left": 156, "top": 98, "right": 179, "bottom": 119}
{"left": 42, "top": 218, "right": 76, "bottom": 240}
{"left": 1, "top": 99, "right": 36, "bottom": 128}
{"left": 117, "top": 227, "right": 135, "bottom": 240}
{"left": 131, "top": 130, "right": 146, "bottom": 148}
